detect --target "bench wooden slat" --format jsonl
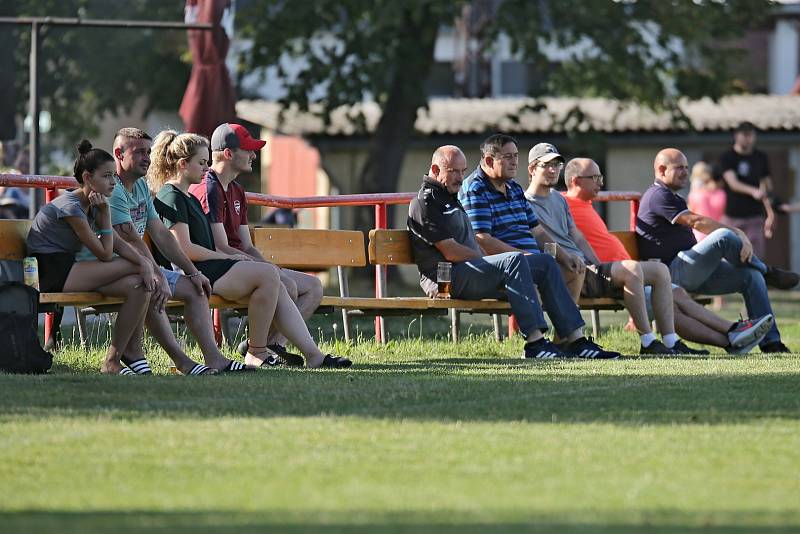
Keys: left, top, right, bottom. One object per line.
{"left": 368, "top": 229, "right": 414, "bottom": 265}
{"left": 252, "top": 228, "right": 365, "bottom": 269}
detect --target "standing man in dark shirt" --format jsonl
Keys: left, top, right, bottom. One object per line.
{"left": 636, "top": 148, "right": 797, "bottom": 353}
{"left": 719, "top": 121, "right": 776, "bottom": 258}
{"left": 407, "top": 145, "right": 619, "bottom": 360}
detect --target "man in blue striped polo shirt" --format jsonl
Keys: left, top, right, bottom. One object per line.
{"left": 454, "top": 136, "right": 618, "bottom": 359}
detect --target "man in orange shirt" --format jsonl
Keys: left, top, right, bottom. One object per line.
{"left": 562, "top": 157, "right": 772, "bottom": 354}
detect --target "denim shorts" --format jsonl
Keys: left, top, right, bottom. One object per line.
{"left": 160, "top": 267, "right": 180, "bottom": 296}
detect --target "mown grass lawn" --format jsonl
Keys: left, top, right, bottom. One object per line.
{"left": 1, "top": 299, "right": 799, "bottom": 533}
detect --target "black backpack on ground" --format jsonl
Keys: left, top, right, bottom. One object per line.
{"left": 0, "top": 281, "right": 53, "bottom": 374}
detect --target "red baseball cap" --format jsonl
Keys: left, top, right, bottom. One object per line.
{"left": 210, "top": 123, "right": 266, "bottom": 151}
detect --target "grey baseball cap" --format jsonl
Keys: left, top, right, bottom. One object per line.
{"left": 528, "top": 143, "right": 564, "bottom": 164}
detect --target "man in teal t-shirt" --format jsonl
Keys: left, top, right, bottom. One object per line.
{"left": 107, "top": 127, "right": 250, "bottom": 374}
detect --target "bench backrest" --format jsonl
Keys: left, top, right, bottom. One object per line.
{"left": 609, "top": 230, "right": 639, "bottom": 261}
{"left": 368, "top": 229, "right": 414, "bottom": 265}
{"left": 370, "top": 228, "right": 643, "bottom": 265}
{"left": 0, "top": 219, "right": 32, "bottom": 260}
{"left": 251, "top": 228, "right": 366, "bottom": 269}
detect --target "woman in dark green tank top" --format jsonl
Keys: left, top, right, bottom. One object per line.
{"left": 149, "top": 130, "right": 350, "bottom": 369}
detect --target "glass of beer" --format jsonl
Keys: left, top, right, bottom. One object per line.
{"left": 436, "top": 261, "right": 452, "bottom": 299}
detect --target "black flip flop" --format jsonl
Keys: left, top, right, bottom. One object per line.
{"left": 222, "top": 360, "right": 255, "bottom": 373}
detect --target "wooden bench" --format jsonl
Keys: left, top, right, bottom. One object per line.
{"left": 368, "top": 229, "right": 632, "bottom": 340}
{"left": 0, "top": 220, "right": 380, "bottom": 344}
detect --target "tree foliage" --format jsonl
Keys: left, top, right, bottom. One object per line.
{"left": 0, "top": 0, "right": 190, "bottom": 149}
{"left": 238, "top": 0, "right": 772, "bottom": 207}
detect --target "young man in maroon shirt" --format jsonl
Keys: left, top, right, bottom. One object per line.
{"left": 190, "top": 123, "right": 323, "bottom": 363}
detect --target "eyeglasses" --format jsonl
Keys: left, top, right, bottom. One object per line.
{"left": 576, "top": 174, "right": 604, "bottom": 185}
{"left": 536, "top": 161, "right": 564, "bottom": 171}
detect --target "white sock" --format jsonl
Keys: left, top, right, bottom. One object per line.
{"left": 663, "top": 333, "right": 679, "bottom": 348}
{"left": 640, "top": 332, "right": 657, "bottom": 347}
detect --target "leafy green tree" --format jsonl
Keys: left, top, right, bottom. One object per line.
{"left": 0, "top": 0, "right": 190, "bottom": 153}
{"left": 239, "top": 0, "right": 771, "bottom": 216}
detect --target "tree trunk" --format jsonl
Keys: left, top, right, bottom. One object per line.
{"left": 353, "top": 5, "right": 440, "bottom": 231}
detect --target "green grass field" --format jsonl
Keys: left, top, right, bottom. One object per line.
{"left": 1, "top": 297, "right": 799, "bottom": 533}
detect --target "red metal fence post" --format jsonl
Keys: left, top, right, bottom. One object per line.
{"left": 374, "top": 202, "right": 388, "bottom": 343}
{"left": 43, "top": 186, "right": 57, "bottom": 343}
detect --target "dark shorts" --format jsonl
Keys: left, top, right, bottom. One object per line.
{"left": 195, "top": 259, "right": 238, "bottom": 287}
{"left": 33, "top": 252, "right": 76, "bottom": 292}
{"left": 581, "top": 262, "right": 622, "bottom": 299}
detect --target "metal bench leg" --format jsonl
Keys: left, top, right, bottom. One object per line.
{"left": 76, "top": 307, "right": 89, "bottom": 349}
{"left": 493, "top": 314, "right": 503, "bottom": 342}
{"left": 450, "top": 309, "right": 460, "bottom": 343}
{"left": 337, "top": 266, "right": 351, "bottom": 342}
{"left": 591, "top": 309, "right": 600, "bottom": 338}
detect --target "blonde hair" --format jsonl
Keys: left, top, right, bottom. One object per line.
{"left": 690, "top": 161, "right": 713, "bottom": 190}
{"left": 148, "top": 130, "right": 209, "bottom": 191}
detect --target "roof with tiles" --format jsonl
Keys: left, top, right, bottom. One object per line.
{"left": 236, "top": 95, "right": 800, "bottom": 137}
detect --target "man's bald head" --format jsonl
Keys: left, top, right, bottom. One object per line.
{"left": 430, "top": 145, "right": 467, "bottom": 194}
{"left": 653, "top": 148, "right": 689, "bottom": 191}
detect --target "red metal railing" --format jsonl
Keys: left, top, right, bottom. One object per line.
{"left": 0, "top": 173, "right": 641, "bottom": 343}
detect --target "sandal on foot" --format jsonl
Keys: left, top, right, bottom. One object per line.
{"left": 222, "top": 360, "right": 254, "bottom": 373}
{"left": 121, "top": 356, "right": 153, "bottom": 375}
{"left": 267, "top": 344, "right": 305, "bottom": 367}
{"left": 318, "top": 354, "right": 353, "bottom": 369}
{"left": 183, "top": 364, "right": 217, "bottom": 376}
{"left": 246, "top": 345, "right": 288, "bottom": 368}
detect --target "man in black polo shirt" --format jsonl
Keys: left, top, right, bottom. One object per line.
{"left": 719, "top": 121, "right": 776, "bottom": 258}
{"left": 636, "top": 148, "right": 797, "bottom": 353}
{"left": 407, "top": 145, "right": 619, "bottom": 360}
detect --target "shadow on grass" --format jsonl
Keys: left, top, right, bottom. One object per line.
{"left": 0, "top": 359, "right": 798, "bottom": 425}
{"left": 0, "top": 509, "right": 798, "bottom": 533}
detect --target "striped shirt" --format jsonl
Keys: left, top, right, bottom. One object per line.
{"left": 459, "top": 167, "right": 540, "bottom": 252}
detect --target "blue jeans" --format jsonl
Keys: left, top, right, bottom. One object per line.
{"left": 451, "top": 252, "right": 585, "bottom": 339}
{"left": 669, "top": 228, "right": 780, "bottom": 345}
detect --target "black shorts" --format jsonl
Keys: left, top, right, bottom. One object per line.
{"left": 195, "top": 259, "right": 238, "bottom": 287}
{"left": 33, "top": 252, "right": 76, "bottom": 292}
{"left": 581, "top": 262, "right": 622, "bottom": 299}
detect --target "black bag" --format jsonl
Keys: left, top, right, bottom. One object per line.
{"left": 0, "top": 282, "right": 53, "bottom": 374}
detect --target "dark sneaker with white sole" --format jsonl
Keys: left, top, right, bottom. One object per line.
{"left": 640, "top": 340, "right": 675, "bottom": 355}
{"left": 669, "top": 340, "right": 710, "bottom": 355}
{"left": 523, "top": 338, "right": 565, "bottom": 359}
{"left": 562, "top": 337, "right": 620, "bottom": 359}
{"left": 727, "top": 314, "right": 774, "bottom": 349}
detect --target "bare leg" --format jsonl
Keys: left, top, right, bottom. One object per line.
{"left": 268, "top": 269, "right": 323, "bottom": 347}
{"left": 64, "top": 261, "right": 149, "bottom": 374}
{"left": 171, "top": 277, "right": 231, "bottom": 370}
{"left": 270, "top": 283, "right": 327, "bottom": 368}
{"left": 640, "top": 261, "right": 676, "bottom": 336}
{"left": 96, "top": 275, "right": 150, "bottom": 374}
{"left": 557, "top": 264, "right": 583, "bottom": 304}
{"left": 610, "top": 260, "right": 652, "bottom": 334}
{"left": 672, "top": 287, "right": 731, "bottom": 347}
{"left": 142, "top": 307, "right": 201, "bottom": 373}
{"left": 210, "top": 262, "right": 280, "bottom": 362}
